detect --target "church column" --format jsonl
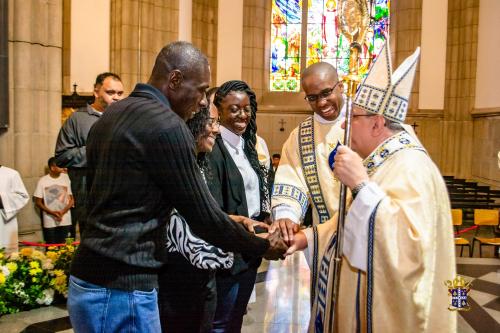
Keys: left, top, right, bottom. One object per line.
{"left": 242, "top": 0, "right": 266, "bottom": 100}
{"left": 441, "top": 0, "right": 479, "bottom": 179}
{"left": 110, "top": 0, "right": 179, "bottom": 92}
{"left": 0, "top": 0, "right": 63, "bottom": 236}
{"left": 471, "top": 0, "right": 500, "bottom": 187}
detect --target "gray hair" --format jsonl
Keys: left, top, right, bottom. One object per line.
{"left": 385, "top": 119, "right": 404, "bottom": 132}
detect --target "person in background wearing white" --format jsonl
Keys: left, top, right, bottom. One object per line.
{"left": 0, "top": 164, "right": 29, "bottom": 253}
{"left": 34, "top": 157, "right": 74, "bottom": 244}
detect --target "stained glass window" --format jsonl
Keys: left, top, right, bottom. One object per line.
{"left": 270, "top": 0, "right": 390, "bottom": 92}
{"left": 270, "top": 0, "right": 303, "bottom": 92}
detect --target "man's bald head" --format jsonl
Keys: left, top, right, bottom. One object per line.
{"left": 301, "top": 62, "right": 339, "bottom": 85}
{"left": 148, "top": 41, "right": 211, "bottom": 121}
{"left": 149, "top": 41, "right": 209, "bottom": 84}
{"left": 301, "top": 62, "right": 343, "bottom": 121}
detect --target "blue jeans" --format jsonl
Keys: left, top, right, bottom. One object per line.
{"left": 67, "top": 275, "right": 161, "bottom": 333}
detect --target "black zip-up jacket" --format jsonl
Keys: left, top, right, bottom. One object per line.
{"left": 70, "top": 84, "right": 269, "bottom": 291}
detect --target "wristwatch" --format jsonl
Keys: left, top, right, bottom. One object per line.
{"left": 351, "top": 181, "right": 368, "bottom": 198}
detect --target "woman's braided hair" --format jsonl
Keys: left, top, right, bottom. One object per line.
{"left": 214, "top": 80, "right": 270, "bottom": 213}
{"left": 186, "top": 87, "right": 219, "bottom": 175}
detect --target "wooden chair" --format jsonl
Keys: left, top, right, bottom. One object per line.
{"left": 471, "top": 209, "right": 500, "bottom": 257}
{"left": 452, "top": 209, "right": 470, "bottom": 257}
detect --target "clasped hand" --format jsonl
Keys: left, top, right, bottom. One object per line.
{"left": 333, "top": 146, "right": 369, "bottom": 190}
{"left": 230, "top": 215, "right": 288, "bottom": 260}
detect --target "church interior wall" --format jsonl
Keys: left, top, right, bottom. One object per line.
{"left": 192, "top": 0, "right": 218, "bottom": 87}
{"left": 216, "top": 0, "right": 244, "bottom": 84}
{"left": 70, "top": 0, "right": 111, "bottom": 93}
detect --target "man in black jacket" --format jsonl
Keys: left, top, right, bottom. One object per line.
{"left": 67, "top": 42, "right": 287, "bottom": 333}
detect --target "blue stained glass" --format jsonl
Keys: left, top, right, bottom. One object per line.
{"left": 271, "top": 0, "right": 390, "bottom": 91}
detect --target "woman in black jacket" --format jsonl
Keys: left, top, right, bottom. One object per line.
{"left": 208, "top": 80, "right": 271, "bottom": 333}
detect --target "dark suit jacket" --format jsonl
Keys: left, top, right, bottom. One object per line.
{"left": 207, "top": 136, "right": 262, "bottom": 275}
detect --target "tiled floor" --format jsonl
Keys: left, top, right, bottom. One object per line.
{"left": 1, "top": 253, "right": 498, "bottom": 332}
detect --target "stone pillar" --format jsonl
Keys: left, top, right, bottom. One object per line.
{"left": 241, "top": 0, "right": 266, "bottom": 99}
{"left": 110, "top": 0, "right": 179, "bottom": 92}
{"left": 192, "top": 0, "right": 218, "bottom": 87}
{"left": 0, "top": 0, "right": 63, "bottom": 237}
{"left": 440, "top": 0, "right": 479, "bottom": 179}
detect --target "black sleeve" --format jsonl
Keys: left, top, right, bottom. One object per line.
{"left": 150, "top": 125, "right": 269, "bottom": 257}
{"left": 54, "top": 116, "right": 87, "bottom": 168}
{"left": 206, "top": 145, "right": 224, "bottom": 209}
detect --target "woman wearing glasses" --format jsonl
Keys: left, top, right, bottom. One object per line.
{"left": 207, "top": 80, "right": 271, "bottom": 333}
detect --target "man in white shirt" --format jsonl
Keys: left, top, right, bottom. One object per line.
{"left": 34, "top": 157, "right": 74, "bottom": 244}
{"left": 0, "top": 165, "right": 29, "bottom": 253}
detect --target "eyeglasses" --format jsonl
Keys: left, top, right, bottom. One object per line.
{"left": 208, "top": 117, "right": 220, "bottom": 128}
{"left": 304, "top": 81, "right": 342, "bottom": 102}
{"left": 229, "top": 105, "right": 252, "bottom": 117}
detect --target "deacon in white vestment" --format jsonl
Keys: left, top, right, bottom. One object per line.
{"left": 288, "top": 41, "right": 456, "bottom": 332}
{"left": 0, "top": 166, "right": 29, "bottom": 253}
{"left": 271, "top": 62, "right": 345, "bottom": 243}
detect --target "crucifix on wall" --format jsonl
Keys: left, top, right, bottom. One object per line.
{"left": 279, "top": 118, "right": 286, "bottom": 132}
{"left": 411, "top": 121, "right": 419, "bottom": 135}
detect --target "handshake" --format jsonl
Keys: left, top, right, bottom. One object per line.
{"left": 240, "top": 218, "right": 301, "bottom": 261}
{"left": 232, "top": 216, "right": 304, "bottom": 261}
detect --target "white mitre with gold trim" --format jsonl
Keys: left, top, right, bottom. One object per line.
{"left": 353, "top": 39, "right": 420, "bottom": 123}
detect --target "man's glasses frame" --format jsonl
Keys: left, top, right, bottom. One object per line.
{"left": 304, "top": 81, "right": 342, "bottom": 103}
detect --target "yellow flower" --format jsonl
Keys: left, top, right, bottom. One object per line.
{"left": 0, "top": 252, "right": 4, "bottom": 259}
{"left": 31, "top": 250, "right": 46, "bottom": 261}
{"left": 47, "top": 246, "right": 56, "bottom": 251}
{"left": 20, "top": 248, "right": 33, "bottom": 257}
{"left": 54, "top": 274, "right": 67, "bottom": 286}
{"left": 45, "top": 251, "right": 58, "bottom": 261}
{"left": 6, "top": 262, "right": 17, "bottom": 273}
{"left": 29, "top": 261, "right": 40, "bottom": 269}
{"left": 0, "top": 272, "right": 5, "bottom": 284}
{"left": 66, "top": 245, "right": 74, "bottom": 253}
{"left": 53, "top": 269, "right": 64, "bottom": 277}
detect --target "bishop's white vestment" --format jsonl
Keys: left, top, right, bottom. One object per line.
{"left": 0, "top": 166, "right": 29, "bottom": 253}
{"left": 304, "top": 131, "right": 457, "bottom": 333}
